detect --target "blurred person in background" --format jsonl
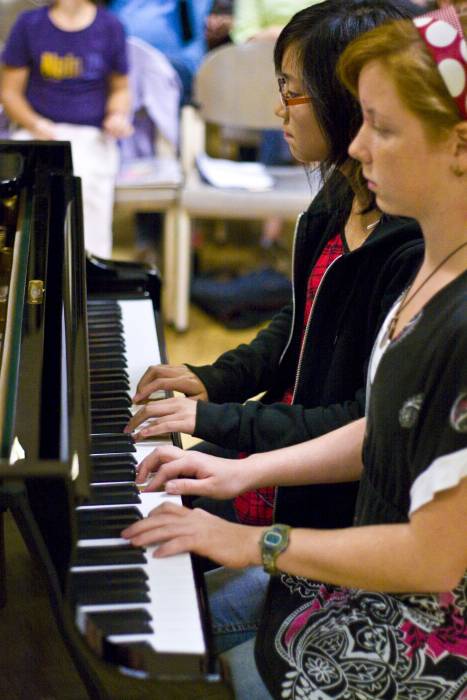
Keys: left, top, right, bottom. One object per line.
{"left": 107, "top": 0, "right": 212, "bottom": 264}
{"left": 206, "top": 0, "right": 234, "bottom": 50}
{"left": 0, "top": 0, "right": 132, "bottom": 259}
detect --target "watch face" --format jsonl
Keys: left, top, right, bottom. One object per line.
{"left": 264, "top": 531, "right": 282, "bottom": 547}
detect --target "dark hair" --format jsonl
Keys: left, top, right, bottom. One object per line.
{"left": 274, "top": 0, "right": 422, "bottom": 203}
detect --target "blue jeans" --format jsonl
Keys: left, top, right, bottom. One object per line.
{"left": 205, "top": 566, "right": 272, "bottom": 699}
{"left": 206, "top": 566, "right": 269, "bottom": 653}
{"left": 222, "top": 638, "right": 273, "bottom": 700}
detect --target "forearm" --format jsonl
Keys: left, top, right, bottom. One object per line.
{"left": 244, "top": 476, "right": 467, "bottom": 593}
{"left": 105, "top": 84, "right": 131, "bottom": 119}
{"left": 189, "top": 307, "right": 292, "bottom": 403}
{"left": 264, "top": 522, "right": 459, "bottom": 593}
{"left": 1, "top": 90, "right": 46, "bottom": 132}
{"left": 242, "top": 418, "right": 365, "bottom": 490}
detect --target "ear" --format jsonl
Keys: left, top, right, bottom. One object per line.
{"left": 450, "top": 122, "right": 467, "bottom": 177}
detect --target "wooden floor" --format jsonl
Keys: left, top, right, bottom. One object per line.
{"left": 0, "top": 297, "right": 260, "bottom": 700}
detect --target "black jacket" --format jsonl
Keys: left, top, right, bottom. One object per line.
{"left": 189, "top": 178, "right": 422, "bottom": 446}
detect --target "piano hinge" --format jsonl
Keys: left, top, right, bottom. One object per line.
{"left": 27, "top": 279, "right": 45, "bottom": 304}
{"left": 10, "top": 436, "right": 25, "bottom": 464}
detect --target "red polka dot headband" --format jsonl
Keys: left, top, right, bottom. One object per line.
{"left": 413, "top": 6, "right": 467, "bottom": 119}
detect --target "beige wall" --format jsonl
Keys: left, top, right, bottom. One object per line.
{"left": 0, "top": 0, "right": 32, "bottom": 43}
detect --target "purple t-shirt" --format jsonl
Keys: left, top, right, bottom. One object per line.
{"left": 2, "top": 7, "right": 128, "bottom": 127}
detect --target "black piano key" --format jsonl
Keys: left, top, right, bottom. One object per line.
{"left": 88, "top": 328, "right": 123, "bottom": 347}
{"left": 90, "top": 380, "right": 129, "bottom": 392}
{"left": 91, "top": 421, "right": 129, "bottom": 435}
{"left": 91, "top": 455, "right": 137, "bottom": 468}
{"left": 88, "top": 321, "right": 123, "bottom": 333}
{"left": 90, "top": 396, "right": 132, "bottom": 411}
{"left": 71, "top": 586, "right": 150, "bottom": 606}
{"left": 91, "top": 467, "right": 136, "bottom": 483}
{"left": 88, "top": 339, "right": 125, "bottom": 350}
{"left": 91, "top": 391, "right": 130, "bottom": 402}
{"left": 90, "top": 357, "right": 127, "bottom": 371}
{"left": 91, "top": 433, "right": 135, "bottom": 446}
{"left": 87, "top": 308, "right": 122, "bottom": 319}
{"left": 90, "top": 434, "right": 135, "bottom": 454}
{"left": 77, "top": 506, "right": 141, "bottom": 529}
{"left": 87, "top": 484, "right": 141, "bottom": 506}
{"left": 88, "top": 307, "right": 122, "bottom": 321}
{"left": 90, "top": 394, "right": 131, "bottom": 405}
{"left": 89, "top": 344, "right": 126, "bottom": 357}
{"left": 91, "top": 414, "right": 132, "bottom": 426}
{"left": 73, "top": 545, "right": 146, "bottom": 566}
{"left": 71, "top": 568, "right": 148, "bottom": 587}
{"left": 86, "top": 610, "right": 153, "bottom": 636}
{"left": 91, "top": 407, "right": 132, "bottom": 418}
{"left": 90, "top": 369, "right": 129, "bottom": 381}
{"left": 90, "top": 457, "right": 136, "bottom": 472}
{"left": 78, "top": 523, "right": 132, "bottom": 539}
{"left": 77, "top": 506, "right": 141, "bottom": 524}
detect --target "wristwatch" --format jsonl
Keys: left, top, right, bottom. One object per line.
{"left": 260, "top": 524, "right": 291, "bottom": 575}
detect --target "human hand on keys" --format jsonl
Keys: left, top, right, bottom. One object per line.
{"left": 134, "top": 445, "right": 248, "bottom": 499}
{"left": 121, "top": 499, "right": 262, "bottom": 568}
{"left": 133, "top": 364, "right": 208, "bottom": 404}
{"left": 125, "top": 396, "right": 198, "bottom": 440}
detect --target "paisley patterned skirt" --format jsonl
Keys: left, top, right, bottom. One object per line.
{"left": 257, "top": 574, "right": 467, "bottom": 700}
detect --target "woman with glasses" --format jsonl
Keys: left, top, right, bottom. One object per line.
{"left": 123, "top": 4, "right": 467, "bottom": 699}
{"left": 127, "top": 0, "right": 423, "bottom": 534}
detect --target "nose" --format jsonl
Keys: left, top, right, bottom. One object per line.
{"left": 275, "top": 99, "right": 288, "bottom": 122}
{"left": 349, "top": 124, "right": 370, "bottom": 164}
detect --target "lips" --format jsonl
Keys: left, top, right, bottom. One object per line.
{"left": 363, "top": 173, "right": 377, "bottom": 191}
{"left": 283, "top": 131, "right": 293, "bottom": 141}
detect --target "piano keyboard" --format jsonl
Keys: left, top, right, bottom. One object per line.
{"left": 72, "top": 297, "right": 206, "bottom": 672}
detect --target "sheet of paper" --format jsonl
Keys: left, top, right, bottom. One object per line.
{"left": 197, "top": 153, "right": 274, "bottom": 191}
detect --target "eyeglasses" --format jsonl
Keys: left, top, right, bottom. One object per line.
{"left": 277, "top": 77, "right": 312, "bottom": 110}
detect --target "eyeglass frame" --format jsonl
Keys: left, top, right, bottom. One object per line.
{"left": 277, "top": 77, "right": 312, "bottom": 109}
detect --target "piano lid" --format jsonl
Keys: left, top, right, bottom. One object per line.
{"left": 0, "top": 142, "right": 90, "bottom": 497}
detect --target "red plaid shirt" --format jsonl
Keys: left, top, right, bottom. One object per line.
{"left": 234, "top": 233, "right": 344, "bottom": 525}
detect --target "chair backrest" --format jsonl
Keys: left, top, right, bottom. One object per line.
{"left": 120, "top": 36, "right": 182, "bottom": 164}
{"left": 194, "top": 40, "right": 280, "bottom": 130}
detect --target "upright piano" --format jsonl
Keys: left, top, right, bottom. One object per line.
{"left": 0, "top": 141, "right": 232, "bottom": 699}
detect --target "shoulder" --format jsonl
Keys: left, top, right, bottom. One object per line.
{"left": 436, "top": 274, "right": 467, "bottom": 337}
{"left": 9, "top": 7, "right": 46, "bottom": 30}
{"left": 368, "top": 217, "right": 424, "bottom": 270}
{"left": 304, "top": 176, "right": 352, "bottom": 225}
{"left": 95, "top": 7, "right": 126, "bottom": 31}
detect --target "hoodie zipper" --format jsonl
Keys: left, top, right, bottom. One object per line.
{"left": 279, "top": 212, "right": 304, "bottom": 366}
{"left": 291, "top": 253, "right": 343, "bottom": 403}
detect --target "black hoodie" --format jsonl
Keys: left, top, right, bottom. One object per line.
{"left": 188, "top": 178, "right": 423, "bottom": 525}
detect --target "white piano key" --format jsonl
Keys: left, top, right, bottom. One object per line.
{"left": 75, "top": 491, "right": 206, "bottom": 655}
{"left": 84, "top": 301, "right": 207, "bottom": 659}
{"left": 118, "top": 299, "right": 161, "bottom": 398}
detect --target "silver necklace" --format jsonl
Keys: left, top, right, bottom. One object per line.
{"left": 366, "top": 218, "right": 381, "bottom": 231}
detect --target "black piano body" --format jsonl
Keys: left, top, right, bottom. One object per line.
{"left": 0, "top": 141, "right": 232, "bottom": 699}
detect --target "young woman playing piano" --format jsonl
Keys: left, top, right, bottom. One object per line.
{"left": 126, "top": 0, "right": 424, "bottom": 534}
{"left": 122, "top": 4, "right": 467, "bottom": 699}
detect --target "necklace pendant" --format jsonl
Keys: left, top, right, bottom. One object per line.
{"left": 381, "top": 315, "right": 397, "bottom": 347}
